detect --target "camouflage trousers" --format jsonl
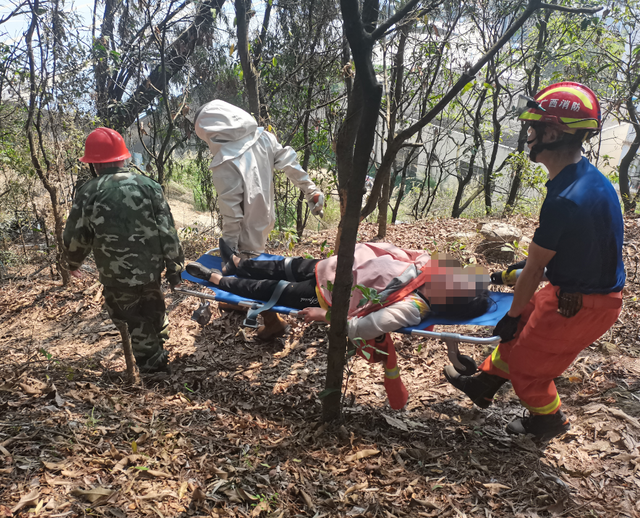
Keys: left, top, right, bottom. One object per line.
{"left": 102, "top": 281, "right": 170, "bottom": 372}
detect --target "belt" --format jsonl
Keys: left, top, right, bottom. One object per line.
{"left": 580, "top": 291, "right": 623, "bottom": 309}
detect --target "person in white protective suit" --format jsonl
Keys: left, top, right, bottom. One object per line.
{"left": 195, "top": 100, "right": 325, "bottom": 254}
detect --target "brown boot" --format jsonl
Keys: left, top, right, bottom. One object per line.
{"left": 257, "top": 312, "right": 289, "bottom": 341}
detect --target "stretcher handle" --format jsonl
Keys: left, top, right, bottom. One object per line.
{"left": 215, "top": 298, "right": 299, "bottom": 317}
{"left": 204, "top": 247, "right": 260, "bottom": 257}
{"left": 410, "top": 330, "right": 501, "bottom": 345}
{"left": 173, "top": 287, "right": 218, "bottom": 301}
{"left": 410, "top": 330, "right": 500, "bottom": 374}
{"left": 175, "top": 286, "right": 301, "bottom": 318}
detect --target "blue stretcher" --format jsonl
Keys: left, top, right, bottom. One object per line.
{"left": 178, "top": 251, "right": 513, "bottom": 374}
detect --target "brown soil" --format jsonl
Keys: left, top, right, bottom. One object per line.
{"left": 1, "top": 211, "right": 639, "bottom": 517}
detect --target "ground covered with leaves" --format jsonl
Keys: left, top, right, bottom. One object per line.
{"left": 1, "top": 216, "right": 640, "bottom": 517}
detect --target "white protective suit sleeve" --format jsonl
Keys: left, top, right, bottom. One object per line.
{"left": 263, "top": 132, "right": 322, "bottom": 202}
{"left": 347, "top": 293, "right": 430, "bottom": 342}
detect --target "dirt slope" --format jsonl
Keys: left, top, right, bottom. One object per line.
{"left": 0, "top": 215, "right": 639, "bottom": 517}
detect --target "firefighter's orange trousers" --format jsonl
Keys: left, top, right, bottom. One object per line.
{"left": 480, "top": 284, "right": 622, "bottom": 415}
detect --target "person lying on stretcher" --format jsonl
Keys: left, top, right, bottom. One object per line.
{"left": 187, "top": 240, "right": 491, "bottom": 341}
{"left": 187, "top": 240, "right": 492, "bottom": 410}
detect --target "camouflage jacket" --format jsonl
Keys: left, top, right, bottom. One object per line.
{"left": 63, "top": 167, "right": 184, "bottom": 288}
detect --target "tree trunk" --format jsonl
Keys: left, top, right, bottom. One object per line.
{"left": 451, "top": 88, "right": 486, "bottom": 218}
{"left": 376, "top": 24, "right": 408, "bottom": 239}
{"left": 390, "top": 167, "right": 407, "bottom": 224}
{"left": 377, "top": 174, "right": 390, "bottom": 238}
{"left": 24, "top": 0, "right": 69, "bottom": 286}
{"left": 619, "top": 122, "right": 640, "bottom": 213}
{"left": 505, "top": 9, "right": 551, "bottom": 213}
{"left": 484, "top": 68, "right": 502, "bottom": 214}
{"left": 504, "top": 124, "right": 529, "bottom": 213}
{"left": 236, "top": 0, "right": 261, "bottom": 119}
{"left": 323, "top": 0, "right": 384, "bottom": 422}
{"left": 619, "top": 77, "right": 640, "bottom": 213}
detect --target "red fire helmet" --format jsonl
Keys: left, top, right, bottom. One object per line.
{"left": 79, "top": 127, "right": 131, "bottom": 163}
{"left": 518, "top": 82, "right": 601, "bottom": 133}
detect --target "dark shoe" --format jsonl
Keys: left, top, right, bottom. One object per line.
{"left": 139, "top": 362, "right": 172, "bottom": 375}
{"left": 444, "top": 366, "right": 508, "bottom": 409}
{"left": 506, "top": 410, "right": 571, "bottom": 440}
{"left": 256, "top": 312, "right": 289, "bottom": 341}
{"left": 219, "top": 238, "right": 237, "bottom": 275}
{"left": 186, "top": 262, "right": 220, "bottom": 281}
{"left": 138, "top": 350, "right": 170, "bottom": 374}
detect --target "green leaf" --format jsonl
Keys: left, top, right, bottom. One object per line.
{"left": 272, "top": 56, "right": 277, "bottom": 67}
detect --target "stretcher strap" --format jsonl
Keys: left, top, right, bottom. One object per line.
{"left": 243, "top": 280, "right": 290, "bottom": 328}
{"left": 283, "top": 257, "right": 296, "bottom": 282}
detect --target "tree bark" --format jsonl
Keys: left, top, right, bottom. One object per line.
{"left": 323, "top": 0, "right": 383, "bottom": 422}
{"left": 24, "top": 0, "right": 69, "bottom": 286}
{"left": 504, "top": 124, "right": 529, "bottom": 213}
{"left": 619, "top": 75, "right": 640, "bottom": 213}
{"left": 236, "top": 0, "right": 261, "bottom": 120}
{"left": 377, "top": 24, "right": 408, "bottom": 239}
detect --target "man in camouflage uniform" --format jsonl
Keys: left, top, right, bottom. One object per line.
{"left": 63, "top": 127, "right": 184, "bottom": 374}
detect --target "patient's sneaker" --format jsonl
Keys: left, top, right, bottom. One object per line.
{"left": 506, "top": 410, "right": 571, "bottom": 440}
{"left": 219, "top": 238, "right": 238, "bottom": 275}
{"left": 186, "top": 262, "right": 220, "bottom": 281}
{"left": 257, "top": 312, "right": 289, "bottom": 341}
{"left": 443, "top": 366, "right": 508, "bottom": 409}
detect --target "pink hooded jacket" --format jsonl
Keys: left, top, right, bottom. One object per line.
{"left": 315, "top": 243, "right": 431, "bottom": 316}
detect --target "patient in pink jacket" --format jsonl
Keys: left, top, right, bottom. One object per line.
{"left": 186, "top": 242, "right": 491, "bottom": 341}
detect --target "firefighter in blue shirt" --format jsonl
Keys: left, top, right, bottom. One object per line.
{"left": 444, "top": 82, "right": 625, "bottom": 440}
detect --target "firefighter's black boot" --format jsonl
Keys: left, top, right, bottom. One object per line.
{"left": 443, "top": 366, "right": 508, "bottom": 409}
{"left": 506, "top": 410, "right": 571, "bottom": 440}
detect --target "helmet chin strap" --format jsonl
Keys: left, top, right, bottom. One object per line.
{"left": 528, "top": 126, "right": 585, "bottom": 162}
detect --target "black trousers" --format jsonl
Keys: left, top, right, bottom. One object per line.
{"left": 217, "top": 257, "right": 321, "bottom": 309}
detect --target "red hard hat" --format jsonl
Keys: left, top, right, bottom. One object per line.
{"left": 79, "top": 127, "right": 131, "bottom": 163}
{"left": 518, "top": 82, "right": 601, "bottom": 133}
